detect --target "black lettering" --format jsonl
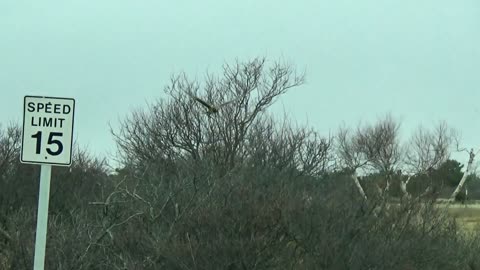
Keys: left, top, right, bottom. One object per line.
{"left": 46, "top": 132, "right": 63, "bottom": 156}
{"left": 37, "top": 103, "right": 45, "bottom": 111}
{"left": 63, "top": 105, "right": 71, "bottom": 114}
{"left": 54, "top": 104, "right": 61, "bottom": 114}
{"left": 27, "top": 102, "right": 36, "bottom": 112}
{"left": 45, "top": 102, "right": 52, "bottom": 113}
{"left": 31, "top": 117, "right": 38, "bottom": 126}
{"left": 31, "top": 131, "right": 42, "bottom": 154}
{"left": 44, "top": 117, "right": 52, "bottom": 127}
{"left": 58, "top": 118, "right": 65, "bottom": 128}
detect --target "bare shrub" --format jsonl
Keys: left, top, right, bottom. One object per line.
{"left": 112, "top": 58, "right": 305, "bottom": 174}
{"left": 336, "top": 115, "right": 403, "bottom": 200}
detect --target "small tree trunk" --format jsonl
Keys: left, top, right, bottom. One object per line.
{"left": 463, "top": 186, "right": 469, "bottom": 207}
{"left": 352, "top": 170, "right": 368, "bottom": 201}
{"left": 450, "top": 149, "right": 475, "bottom": 201}
{"left": 400, "top": 175, "right": 413, "bottom": 199}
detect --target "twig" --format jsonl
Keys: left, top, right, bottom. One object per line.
{"left": 186, "top": 232, "right": 198, "bottom": 270}
{"left": 0, "top": 226, "right": 11, "bottom": 242}
{"left": 74, "top": 212, "right": 144, "bottom": 268}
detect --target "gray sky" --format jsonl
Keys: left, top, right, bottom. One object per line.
{"left": 1, "top": 0, "right": 479, "bottom": 164}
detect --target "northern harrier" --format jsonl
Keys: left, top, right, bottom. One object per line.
{"left": 187, "top": 92, "right": 238, "bottom": 115}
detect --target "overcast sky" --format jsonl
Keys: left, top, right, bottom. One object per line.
{"left": 1, "top": 1, "right": 479, "bottom": 165}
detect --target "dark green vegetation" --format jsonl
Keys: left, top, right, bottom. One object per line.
{"left": 1, "top": 58, "right": 480, "bottom": 269}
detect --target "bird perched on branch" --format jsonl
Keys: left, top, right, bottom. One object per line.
{"left": 186, "top": 92, "right": 239, "bottom": 115}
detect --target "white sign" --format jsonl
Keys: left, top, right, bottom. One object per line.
{"left": 21, "top": 96, "right": 75, "bottom": 166}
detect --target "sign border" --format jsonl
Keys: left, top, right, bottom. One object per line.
{"left": 21, "top": 95, "right": 76, "bottom": 166}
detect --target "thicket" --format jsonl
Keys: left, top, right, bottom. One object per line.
{"left": 1, "top": 58, "right": 480, "bottom": 269}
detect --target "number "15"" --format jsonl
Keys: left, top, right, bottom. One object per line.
{"left": 31, "top": 131, "right": 64, "bottom": 156}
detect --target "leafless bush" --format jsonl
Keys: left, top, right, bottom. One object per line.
{"left": 336, "top": 115, "right": 403, "bottom": 199}
{"left": 0, "top": 123, "right": 21, "bottom": 180}
{"left": 3, "top": 58, "right": 480, "bottom": 269}
{"left": 243, "top": 116, "right": 334, "bottom": 179}
{"left": 0, "top": 123, "right": 25, "bottom": 247}
{"left": 113, "top": 58, "right": 304, "bottom": 174}
{"left": 405, "top": 122, "right": 454, "bottom": 175}
{"left": 401, "top": 122, "right": 456, "bottom": 197}
{"left": 0, "top": 133, "right": 112, "bottom": 269}
{"left": 278, "top": 179, "right": 476, "bottom": 270}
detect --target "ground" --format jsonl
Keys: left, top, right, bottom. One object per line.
{"left": 445, "top": 202, "right": 480, "bottom": 233}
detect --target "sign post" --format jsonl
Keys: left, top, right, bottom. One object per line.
{"left": 33, "top": 165, "right": 51, "bottom": 270}
{"left": 21, "top": 96, "right": 75, "bottom": 270}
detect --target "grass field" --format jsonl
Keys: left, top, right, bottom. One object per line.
{"left": 444, "top": 203, "right": 480, "bottom": 233}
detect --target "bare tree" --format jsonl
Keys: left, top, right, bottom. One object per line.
{"left": 336, "top": 115, "right": 402, "bottom": 200}
{"left": 336, "top": 125, "right": 370, "bottom": 200}
{"left": 450, "top": 148, "right": 479, "bottom": 201}
{"left": 109, "top": 59, "right": 307, "bottom": 264}
{"left": 0, "top": 123, "right": 21, "bottom": 180}
{"left": 244, "top": 116, "right": 334, "bottom": 178}
{"left": 401, "top": 122, "right": 454, "bottom": 197}
{"left": 0, "top": 123, "right": 21, "bottom": 243}
{"left": 359, "top": 114, "right": 402, "bottom": 194}
{"left": 113, "top": 58, "right": 305, "bottom": 174}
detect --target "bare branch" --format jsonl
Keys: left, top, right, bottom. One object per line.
{"left": 404, "top": 122, "right": 454, "bottom": 175}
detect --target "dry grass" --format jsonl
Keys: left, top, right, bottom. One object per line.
{"left": 389, "top": 200, "right": 480, "bottom": 234}
{"left": 443, "top": 202, "right": 480, "bottom": 233}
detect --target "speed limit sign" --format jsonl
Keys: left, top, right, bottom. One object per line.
{"left": 21, "top": 96, "right": 75, "bottom": 166}
{"left": 21, "top": 95, "right": 76, "bottom": 270}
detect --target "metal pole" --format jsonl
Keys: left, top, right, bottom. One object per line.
{"left": 33, "top": 165, "right": 52, "bottom": 270}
